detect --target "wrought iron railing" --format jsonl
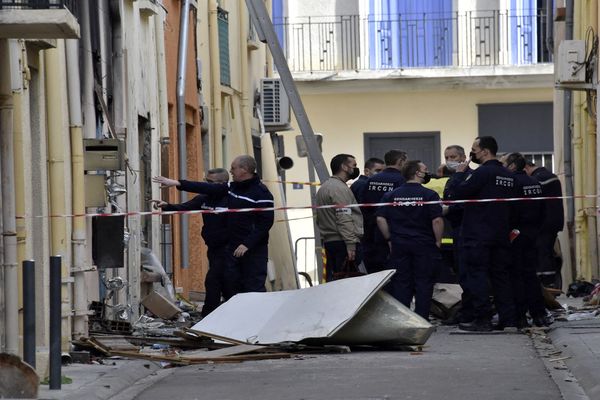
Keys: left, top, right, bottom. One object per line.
{"left": 274, "top": 10, "right": 552, "bottom": 73}
{"left": 0, "top": 0, "right": 78, "bottom": 15}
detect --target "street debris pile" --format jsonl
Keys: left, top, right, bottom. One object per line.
{"left": 74, "top": 271, "right": 433, "bottom": 367}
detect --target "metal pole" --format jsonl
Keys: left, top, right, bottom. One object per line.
{"left": 308, "top": 156, "right": 324, "bottom": 284}
{"left": 246, "top": 0, "right": 329, "bottom": 183}
{"left": 49, "top": 256, "right": 62, "bottom": 390}
{"left": 23, "top": 260, "right": 36, "bottom": 368}
{"left": 177, "top": 0, "right": 191, "bottom": 268}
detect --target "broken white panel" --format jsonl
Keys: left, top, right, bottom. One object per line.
{"left": 191, "top": 270, "right": 434, "bottom": 345}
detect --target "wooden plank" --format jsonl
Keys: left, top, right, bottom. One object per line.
{"left": 185, "top": 328, "right": 248, "bottom": 345}
{"left": 184, "top": 352, "right": 292, "bottom": 363}
{"left": 109, "top": 350, "right": 190, "bottom": 365}
{"left": 182, "top": 344, "right": 265, "bottom": 358}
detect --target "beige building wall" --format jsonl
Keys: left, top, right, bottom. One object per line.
{"left": 284, "top": 85, "right": 554, "bottom": 208}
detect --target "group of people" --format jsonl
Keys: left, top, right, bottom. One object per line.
{"left": 152, "top": 155, "right": 274, "bottom": 318}
{"left": 317, "top": 136, "right": 564, "bottom": 331}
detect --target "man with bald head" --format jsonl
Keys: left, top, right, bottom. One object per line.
{"left": 154, "top": 155, "right": 274, "bottom": 297}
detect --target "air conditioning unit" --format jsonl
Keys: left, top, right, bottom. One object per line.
{"left": 260, "top": 78, "right": 291, "bottom": 132}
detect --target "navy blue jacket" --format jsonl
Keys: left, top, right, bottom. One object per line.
{"left": 530, "top": 167, "right": 564, "bottom": 232}
{"left": 377, "top": 183, "right": 442, "bottom": 246}
{"left": 446, "top": 160, "right": 516, "bottom": 245}
{"left": 350, "top": 175, "right": 369, "bottom": 202}
{"left": 178, "top": 175, "right": 274, "bottom": 250}
{"left": 162, "top": 194, "right": 229, "bottom": 248}
{"left": 361, "top": 168, "right": 406, "bottom": 242}
{"left": 443, "top": 169, "right": 471, "bottom": 230}
{"left": 511, "top": 170, "right": 543, "bottom": 238}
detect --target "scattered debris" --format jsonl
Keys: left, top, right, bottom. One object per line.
{"left": 141, "top": 290, "right": 182, "bottom": 320}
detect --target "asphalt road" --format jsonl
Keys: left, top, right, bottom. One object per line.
{"left": 120, "top": 326, "right": 564, "bottom": 400}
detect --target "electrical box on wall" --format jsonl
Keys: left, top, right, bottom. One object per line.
{"left": 83, "top": 139, "right": 125, "bottom": 171}
{"left": 557, "top": 40, "right": 586, "bottom": 84}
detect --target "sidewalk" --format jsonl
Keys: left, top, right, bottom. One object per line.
{"left": 37, "top": 359, "right": 164, "bottom": 400}
{"left": 548, "top": 318, "right": 600, "bottom": 400}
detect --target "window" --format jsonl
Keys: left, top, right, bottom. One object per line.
{"left": 218, "top": 7, "right": 230, "bottom": 86}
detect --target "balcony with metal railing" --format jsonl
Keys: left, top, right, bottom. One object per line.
{"left": 274, "top": 10, "right": 553, "bottom": 75}
{"left": 0, "top": 0, "right": 80, "bottom": 39}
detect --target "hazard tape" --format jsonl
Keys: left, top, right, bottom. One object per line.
{"left": 14, "top": 194, "right": 599, "bottom": 220}
{"left": 263, "top": 179, "right": 321, "bottom": 186}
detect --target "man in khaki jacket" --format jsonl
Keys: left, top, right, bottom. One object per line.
{"left": 316, "top": 154, "right": 364, "bottom": 281}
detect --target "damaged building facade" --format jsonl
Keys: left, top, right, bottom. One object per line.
{"left": 0, "top": 0, "right": 298, "bottom": 374}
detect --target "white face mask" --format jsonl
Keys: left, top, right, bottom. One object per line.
{"left": 446, "top": 161, "right": 460, "bottom": 171}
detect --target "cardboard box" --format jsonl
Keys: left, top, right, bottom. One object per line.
{"left": 141, "top": 290, "right": 181, "bottom": 320}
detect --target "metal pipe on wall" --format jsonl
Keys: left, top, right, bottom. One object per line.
{"left": 208, "top": 0, "right": 224, "bottom": 166}
{"left": 155, "top": 8, "right": 169, "bottom": 141}
{"left": 0, "top": 39, "right": 18, "bottom": 355}
{"left": 177, "top": 0, "right": 191, "bottom": 268}
{"left": 80, "top": 0, "right": 97, "bottom": 139}
{"left": 66, "top": 38, "right": 88, "bottom": 338}
{"left": 563, "top": 0, "right": 576, "bottom": 272}
{"left": 45, "top": 41, "right": 72, "bottom": 348}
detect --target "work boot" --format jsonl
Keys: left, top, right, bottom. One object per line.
{"left": 532, "top": 315, "right": 552, "bottom": 327}
{"left": 458, "top": 320, "right": 492, "bottom": 332}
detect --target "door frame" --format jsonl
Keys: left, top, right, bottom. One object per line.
{"left": 363, "top": 131, "right": 441, "bottom": 166}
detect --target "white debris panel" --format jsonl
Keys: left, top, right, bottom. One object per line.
{"left": 191, "top": 270, "right": 434, "bottom": 346}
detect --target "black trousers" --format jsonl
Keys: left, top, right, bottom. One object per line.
{"left": 536, "top": 230, "right": 560, "bottom": 287}
{"left": 387, "top": 242, "right": 439, "bottom": 320}
{"left": 462, "top": 244, "right": 516, "bottom": 325}
{"left": 201, "top": 245, "right": 228, "bottom": 317}
{"left": 323, "top": 241, "right": 362, "bottom": 282}
{"left": 223, "top": 244, "right": 268, "bottom": 298}
{"left": 509, "top": 235, "right": 546, "bottom": 320}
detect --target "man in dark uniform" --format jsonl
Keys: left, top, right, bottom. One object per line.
{"left": 152, "top": 168, "right": 229, "bottom": 317}
{"left": 376, "top": 160, "right": 444, "bottom": 320}
{"left": 153, "top": 155, "right": 274, "bottom": 297}
{"left": 502, "top": 153, "right": 549, "bottom": 327}
{"left": 446, "top": 136, "right": 517, "bottom": 331}
{"left": 350, "top": 157, "right": 384, "bottom": 201}
{"left": 524, "top": 161, "right": 565, "bottom": 289}
{"left": 441, "top": 145, "right": 475, "bottom": 325}
{"left": 360, "top": 150, "right": 407, "bottom": 273}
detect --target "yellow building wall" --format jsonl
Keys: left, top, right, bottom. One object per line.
{"left": 283, "top": 86, "right": 554, "bottom": 208}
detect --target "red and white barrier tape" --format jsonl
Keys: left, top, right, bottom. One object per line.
{"left": 14, "top": 194, "right": 597, "bottom": 220}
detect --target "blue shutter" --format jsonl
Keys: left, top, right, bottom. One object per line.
{"left": 509, "top": 0, "right": 537, "bottom": 64}
{"left": 272, "top": 0, "right": 285, "bottom": 50}
{"left": 369, "top": 0, "right": 453, "bottom": 69}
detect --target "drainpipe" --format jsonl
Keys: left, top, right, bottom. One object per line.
{"left": 545, "top": 0, "right": 553, "bottom": 57}
{"left": 45, "top": 41, "right": 72, "bottom": 349}
{"left": 81, "top": 0, "right": 96, "bottom": 139}
{"left": 155, "top": 9, "right": 169, "bottom": 142}
{"left": 0, "top": 39, "right": 18, "bottom": 355}
{"left": 239, "top": 1, "right": 254, "bottom": 154}
{"left": 66, "top": 39, "right": 88, "bottom": 339}
{"left": 585, "top": 0, "right": 599, "bottom": 279}
{"left": 177, "top": 0, "right": 191, "bottom": 268}
{"left": 208, "top": 0, "right": 223, "bottom": 166}
{"left": 563, "top": 0, "right": 576, "bottom": 274}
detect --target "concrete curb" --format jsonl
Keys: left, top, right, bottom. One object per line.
{"left": 549, "top": 323, "right": 600, "bottom": 400}
{"left": 38, "top": 360, "right": 163, "bottom": 400}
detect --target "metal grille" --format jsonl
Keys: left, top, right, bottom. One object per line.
{"left": 275, "top": 10, "right": 551, "bottom": 73}
{"left": 0, "top": 0, "right": 78, "bottom": 14}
